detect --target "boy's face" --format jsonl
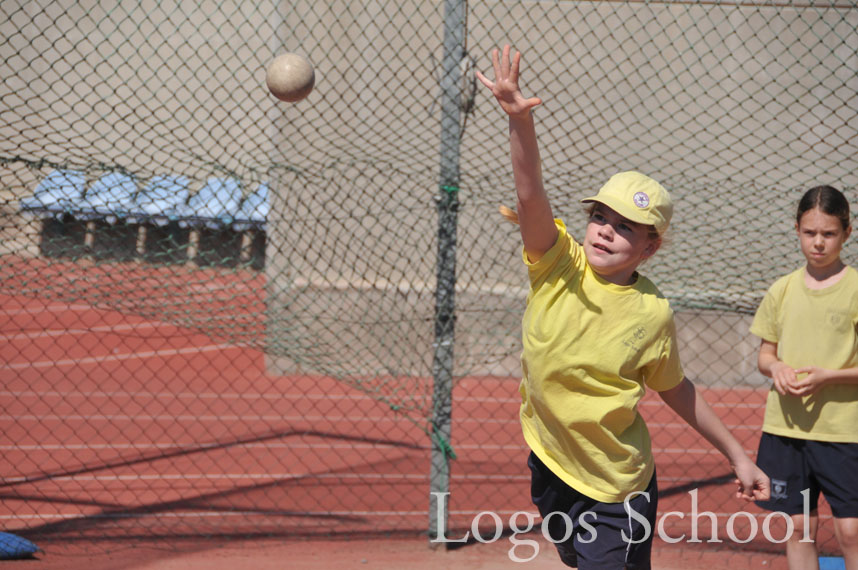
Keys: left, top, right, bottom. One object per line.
{"left": 583, "top": 204, "right": 660, "bottom": 285}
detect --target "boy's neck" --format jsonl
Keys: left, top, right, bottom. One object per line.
{"left": 593, "top": 267, "right": 639, "bottom": 286}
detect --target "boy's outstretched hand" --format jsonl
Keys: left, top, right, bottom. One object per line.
{"left": 733, "top": 458, "right": 771, "bottom": 502}
{"left": 475, "top": 45, "right": 542, "bottom": 119}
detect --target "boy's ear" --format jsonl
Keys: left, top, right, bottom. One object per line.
{"left": 642, "top": 237, "right": 662, "bottom": 259}
{"left": 846, "top": 224, "right": 853, "bottom": 241}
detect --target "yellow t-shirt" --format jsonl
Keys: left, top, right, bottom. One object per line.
{"left": 520, "top": 219, "right": 684, "bottom": 503}
{"left": 750, "top": 266, "right": 858, "bottom": 442}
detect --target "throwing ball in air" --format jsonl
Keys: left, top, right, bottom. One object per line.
{"left": 266, "top": 53, "right": 315, "bottom": 102}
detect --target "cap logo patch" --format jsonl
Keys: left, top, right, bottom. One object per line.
{"left": 633, "top": 192, "right": 650, "bottom": 208}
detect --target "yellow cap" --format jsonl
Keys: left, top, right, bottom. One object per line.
{"left": 580, "top": 171, "right": 673, "bottom": 235}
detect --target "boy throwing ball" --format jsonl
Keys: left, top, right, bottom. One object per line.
{"left": 476, "top": 45, "right": 769, "bottom": 569}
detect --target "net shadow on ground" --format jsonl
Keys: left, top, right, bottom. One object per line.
{"left": 4, "top": 427, "right": 430, "bottom": 543}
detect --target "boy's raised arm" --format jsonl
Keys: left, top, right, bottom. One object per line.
{"left": 476, "top": 45, "right": 557, "bottom": 262}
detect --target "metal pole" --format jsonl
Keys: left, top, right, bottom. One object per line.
{"left": 429, "top": 0, "right": 466, "bottom": 544}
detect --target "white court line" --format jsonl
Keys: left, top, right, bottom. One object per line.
{"left": 0, "top": 414, "right": 755, "bottom": 430}
{"left": 0, "top": 389, "right": 520, "bottom": 406}
{"left": 2, "top": 468, "right": 759, "bottom": 487}
{"left": 3, "top": 472, "right": 431, "bottom": 484}
{"left": 0, "top": 320, "right": 184, "bottom": 341}
{"left": 0, "top": 441, "right": 434, "bottom": 451}
{"left": 0, "top": 303, "right": 95, "bottom": 316}
{"left": 0, "top": 509, "right": 832, "bottom": 524}
{"left": 3, "top": 471, "right": 530, "bottom": 484}
{"left": 0, "top": 409, "right": 756, "bottom": 431}
{"left": 0, "top": 443, "right": 743, "bottom": 455}
{"left": 0, "top": 442, "right": 520, "bottom": 451}
{"left": 647, "top": 421, "right": 759, "bottom": 431}
{"left": 0, "top": 509, "right": 465, "bottom": 522}
{"left": 0, "top": 444, "right": 747, "bottom": 455}
{"left": 651, "top": 447, "right": 750, "bottom": 455}
{"left": 0, "top": 343, "right": 238, "bottom": 371}
{"left": 0, "top": 413, "right": 519, "bottom": 425}
{"left": 640, "top": 400, "right": 765, "bottom": 409}
{"left": 0, "top": 390, "right": 762, "bottom": 409}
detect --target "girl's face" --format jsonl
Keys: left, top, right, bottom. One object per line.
{"left": 796, "top": 207, "right": 851, "bottom": 271}
{"left": 583, "top": 204, "right": 660, "bottom": 285}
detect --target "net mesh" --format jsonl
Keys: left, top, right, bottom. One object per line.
{"left": 1, "top": 0, "right": 857, "bottom": 558}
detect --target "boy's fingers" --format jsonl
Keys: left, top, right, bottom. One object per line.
{"left": 474, "top": 70, "right": 493, "bottom": 89}
{"left": 500, "top": 44, "right": 511, "bottom": 76}
{"left": 510, "top": 50, "right": 520, "bottom": 83}
{"left": 491, "top": 48, "right": 501, "bottom": 77}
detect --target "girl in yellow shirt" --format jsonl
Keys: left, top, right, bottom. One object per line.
{"left": 751, "top": 185, "right": 858, "bottom": 570}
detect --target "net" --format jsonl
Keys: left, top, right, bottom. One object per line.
{"left": 1, "top": 0, "right": 856, "bottom": 558}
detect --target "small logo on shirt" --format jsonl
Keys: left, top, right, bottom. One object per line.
{"left": 623, "top": 326, "right": 647, "bottom": 353}
{"left": 771, "top": 478, "right": 788, "bottom": 500}
{"left": 825, "top": 309, "right": 849, "bottom": 332}
{"left": 633, "top": 192, "right": 650, "bottom": 208}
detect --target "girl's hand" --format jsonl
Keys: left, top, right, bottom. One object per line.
{"left": 732, "top": 458, "right": 770, "bottom": 502}
{"left": 475, "top": 45, "right": 542, "bottom": 120}
{"left": 770, "top": 361, "right": 797, "bottom": 396}
{"left": 789, "top": 366, "right": 831, "bottom": 396}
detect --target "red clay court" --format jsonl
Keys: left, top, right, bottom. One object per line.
{"left": 0, "top": 256, "right": 825, "bottom": 568}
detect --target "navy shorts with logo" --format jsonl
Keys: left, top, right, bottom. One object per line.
{"left": 528, "top": 452, "right": 658, "bottom": 570}
{"left": 756, "top": 432, "right": 858, "bottom": 518}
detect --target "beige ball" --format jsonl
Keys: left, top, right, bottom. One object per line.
{"left": 266, "top": 53, "right": 315, "bottom": 102}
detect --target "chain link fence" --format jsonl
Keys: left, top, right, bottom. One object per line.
{"left": 2, "top": 0, "right": 857, "bottom": 558}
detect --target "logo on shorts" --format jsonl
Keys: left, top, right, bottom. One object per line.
{"left": 632, "top": 192, "right": 649, "bottom": 208}
{"left": 771, "top": 479, "right": 788, "bottom": 500}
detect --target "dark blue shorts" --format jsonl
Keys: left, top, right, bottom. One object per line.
{"left": 755, "top": 432, "right": 858, "bottom": 518}
{"left": 528, "top": 452, "right": 658, "bottom": 570}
